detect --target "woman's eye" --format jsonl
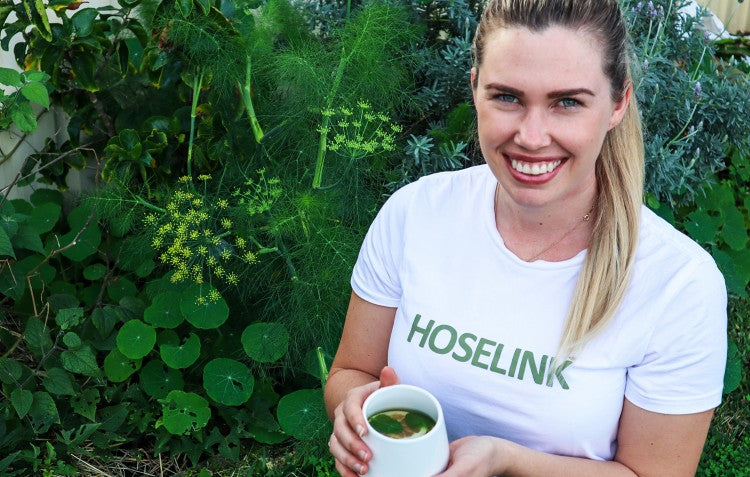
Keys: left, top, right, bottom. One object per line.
{"left": 559, "top": 98, "right": 580, "bottom": 109}
{"left": 495, "top": 94, "right": 518, "bottom": 103}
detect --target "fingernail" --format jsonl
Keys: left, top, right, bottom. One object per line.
{"left": 356, "top": 425, "right": 366, "bottom": 437}
{"left": 354, "top": 463, "right": 364, "bottom": 474}
{"left": 358, "top": 450, "right": 368, "bottom": 461}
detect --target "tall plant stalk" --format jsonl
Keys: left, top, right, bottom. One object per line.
{"left": 241, "top": 54, "right": 264, "bottom": 144}
{"left": 312, "top": 47, "right": 347, "bottom": 189}
{"left": 187, "top": 70, "right": 204, "bottom": 179}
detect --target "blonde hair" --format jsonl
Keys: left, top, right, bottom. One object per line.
{"left": 473, "top": 0, "right": 645, "bottom": 357}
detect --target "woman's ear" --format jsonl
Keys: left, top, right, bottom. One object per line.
{"left": 608, "top": 82, "right": 632, "bottom": 130}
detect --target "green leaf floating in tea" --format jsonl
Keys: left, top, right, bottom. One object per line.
{"left": 368, "top": 409, "right": 436, "bottom": 438}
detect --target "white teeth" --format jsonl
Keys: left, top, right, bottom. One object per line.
{"left": 510, "top": 158, "right": 562, "bottom": 176}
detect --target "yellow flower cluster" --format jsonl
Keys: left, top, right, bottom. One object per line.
{"left": 322, "top": 100, "right": 401, "bottom": 158}
{"left": 145, "top": 178, "right": 259, "bottom": 296}
{"left": 234, "top": 168, "right": 282, "bottom": 217}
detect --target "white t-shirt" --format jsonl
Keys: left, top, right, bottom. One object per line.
{"left": 351, "top": 164, "right": 727, "bottom": 461}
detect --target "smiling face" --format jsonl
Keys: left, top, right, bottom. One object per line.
{"left": 472, "top": 26, "right": 629, "bottom": 213}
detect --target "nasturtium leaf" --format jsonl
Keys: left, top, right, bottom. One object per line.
{"left": 61, "top": 345, "right": 101, "bottom": 377}
{"left": 62, "top": 331, "right": 82, "bottom": 348}
{"left": 241, "top": 322, "right": 289, "bottom": 363}
{"left": 119, "top": 296, "right": 146, "bottom": 320}
{"left": 135, "top": 259, "right": 155, "bottom": 277}
{"left": 104, "top": 348, "right": 141, "bottom": 382}
{"left": 180, "top": 286, "right": 229, "bottom": 329}
{"left": 157, "top": 329, "right": 179, "bottom": 346}
{"left": 30, "top": 189, "right": 63, "bottom": 207}
{"left": 108, "top": 277, "right": 137, "bottom": 302}
{"left": 720, "top": 203, "right": 748, "bottom": 251}
{"left": 20, "top": 81, "right": 50, "bottom": 108}
{"left": 159, "top": 332, "right": 200, "bottom": 369}
{"left": 42, "top": 367, "right": 76, "bottom": 395}
{"left": 144, "top": 291, "right": 184, "bottom": 328}
{"left": 116, "top": 320, "right": 156, "bottom": 359}
{"left": 83, "top": 263, "right": 107, "bottom": 280}
{"left": 11, "top": 388, "right": 33, "bottom": 418}
{"left": 25, "top": 316, "right": 53, "bottom": 355}
{"left": 71, "top": 388, "right": 100, "bottom": 421}
{"left": 27, "top": 202, "right": 60, "bottom": 234}
{"left": 56, "top": 307, "right": 84, "bottom": 330}
{"left": 202, "top": 358, "right": 254, "bottom": 406}
{"left": 277, "top": 388, "right": 330, "bottom": 440}
{"left": 160, "top": 390, "right": 210, "bottom": 435}
{"left": 30, "top": 391, "right": 60, "bottom": 433}
{"left": 712, "top": 247, "right": 748, "bottom": 299}
{"left": 140, "top": 360, "right": 184, "bottom": 398}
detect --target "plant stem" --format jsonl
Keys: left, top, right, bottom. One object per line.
{"left": 241, "top": 54, "right": 264, "bottom": 144}
{"left": 312, "top": 47, "right": 348, "bottom": 189}
{"left": 187, "top": 70, "right": 204, "bottom": 179}
{"left": 316, "top": 346, "right": 329, "bottom": 387}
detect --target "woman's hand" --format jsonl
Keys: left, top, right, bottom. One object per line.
{"left": 329, "top": 366, "right": 400, "bottom": 476}
{"left": 434, "top": 436, "right": 505, "bottom": 477}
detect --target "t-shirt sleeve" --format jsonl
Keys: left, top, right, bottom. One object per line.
{"left": 350, "top": 182, "right": 417, "bottom": 307}
{"left": 625, "top": 259, "right": 728, "bottom": 414}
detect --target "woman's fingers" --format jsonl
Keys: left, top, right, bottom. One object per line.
{"left": 330, "top": 432, "right": 368, "bottom": 476}
{"left": 378, "top": 366, "right": 400, "bottom": 387}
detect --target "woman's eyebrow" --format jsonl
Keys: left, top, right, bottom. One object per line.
{"left": 484, "top": 83, "right": 595, "bottom": 99}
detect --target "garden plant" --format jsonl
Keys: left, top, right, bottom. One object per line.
{"left": 0, "top": 0, "right": 748, "bottom": 474}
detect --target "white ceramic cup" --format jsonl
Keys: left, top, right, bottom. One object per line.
{"left": 361, "top": 384, "right": 449, "bottom": 477}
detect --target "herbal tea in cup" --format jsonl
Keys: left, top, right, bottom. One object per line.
{"left": 362, "top": 384, "right": 449, "bottom": 477}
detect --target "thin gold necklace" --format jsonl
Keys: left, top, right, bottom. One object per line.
{"left": 495, "top": 185, "right": 594, "bottom": 262}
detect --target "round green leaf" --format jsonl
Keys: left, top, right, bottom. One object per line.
{"left": 83, "top": 263, "right": 107, "bottom": 281}
{"left": 144, "top": 291, "right": 184, "bottom": 328}
{"left": 27, "top": 202, "right": 61, "bottom": 234}
{"left": 116, "top": 320, "right": 156, "bottom": 359}
{"left": 140, "top": 360, "right": 184, "bottom": 399}
{"left": 277, "top": 388, "right": 330, "bottom": 440}
{"left": 180, "top": 285, "right": 229, "bottom": 329}
{"left": 202, "top": 358, "right": 254, "bottom": 406}
{"left": 108, "top": 277, "right": 136, "bottom": 302}
{"left": 160, "top": 390, "right": 210, "bottom": 435}
{"left": 104, "top": 348, "right": 141, "bottom": 382}
{"left": 241, "top": 322, "right": 289, "bottom": 363}
{"left": 159, "top": 333, "right": 200, "bottom": 369}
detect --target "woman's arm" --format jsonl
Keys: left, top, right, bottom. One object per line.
{"left": 436, "top": 398, "right": 714, "bottom": 477}
{"left": 324, "top": 291, "right": 398, "bottom": 476}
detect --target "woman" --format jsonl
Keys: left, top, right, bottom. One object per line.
{"left": 324, "top": 1, "right": 727, "bottom": 475}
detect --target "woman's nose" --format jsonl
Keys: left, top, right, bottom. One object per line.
{"left": 514, "top": 109, "right": 552, "bottom": 150}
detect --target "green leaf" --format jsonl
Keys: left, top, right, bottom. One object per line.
{"left": 368, "top": 413, "right": 402, "bottom": 436}
{"left": 160, "top": 332, "right": 200, "bottom": 369}
{"left": 0, "top": 357, "right": 23, "bottom": 384}
{"left": 92, "top": 306, "right": 121, "bottom": 336}
{"left": 61, "top": 345, "right": 101, "bottom": 377}
{"left": 63, "top": 331, "right": 82, "bottom": 348}
{"left": 31, "top": 189, "right": 63, "bottom": 207}
{"left": 712, "top": 247, "right": 748, "bottom": 299}
{"left": 25, "top": 316, "right": 53, "bottom": 356}
{"left": 20, "top": 81, "right": 49, "bottom": 108}
{"left": 32, "top": 0, "right": 53, "bottom": 40}
{"left": 83, "top": 263, "right": 107, "bottom": 280}
{"left": 10, "top": 101, "right": 36, "bottom": 132}
{"left": 723, "top": 340, "right": 741, "bottom": 394}
{"left": 160, "top": 390, "right": 210, "bottom": 435}
{"left": 42, "top": 367, "right": 76, "bottom": 396}
{"left": 683, "top": 209, "right": 718, "bottom": 244}
{"left": 176, "top": 0, "right": 193, "bottom": 17}
{"left": 0, "top": 67, "right": 22, "bottom": 87}
{"left": 13, "top": 225, "right": 44, "bottom": 254}
{"left": 116, "top": 320, "right": 156, "bottom": 359}
{"left": 180, "top": 285, "right": 229, "bottom": 329}
{"left": 30, "top": 391, "right": 61, "bottom": 433}
{"left": 277, "top": 388, "right": 330, "bottom": 440}
{"left": 58, "top": 203, "right": 101, "bottom": 261}
{"left": 144, "top": 291, "right": 184, "bottom": 328}
{"left": 720, "top": 204, "right": 748, "bottom": 251}
{"left": 70, "top": 53, "right": 98, "bottom": 91}
{"left": 107, "top": 277, "right": 136, "bottom": 302}
{"left": 140, "top": 360, "right": 184, "bottom": 399}
{"left": 56, "top": 307, "right": 84, "bottom": 330}
{"left": 194, "top": 0, "right": 210, "bottom": 15}
{"left": 104, "top": 348, "right": 141, "bottom": 382}
{"left": 11, "top": 388, "right": 33, "bottom": 418}
{"left": 202, "top": 358, "right": 254, "bottom": 406}
{"left": 71, "top": 8, "right": 98, "bottom": 36}
{"left": 71, "top": 388, "right": 99, "bottom": 421}
{"left": 0, "top": 226, "right": 15, "bottom": 258}
{"left": 241, "top": 322, "right": 289, "bottom": 363}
